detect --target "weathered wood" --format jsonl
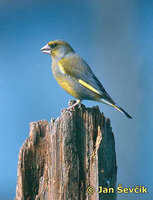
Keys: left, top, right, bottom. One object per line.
{"left": 15, "top": 101, "right": 117, "bottom": 200}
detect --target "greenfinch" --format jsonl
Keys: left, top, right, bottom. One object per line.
{"left": 41, "top": 40, "right": 132, "bottom": 119}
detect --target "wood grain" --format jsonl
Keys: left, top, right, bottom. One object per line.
{"left": 15, "top": 101, "right": 117, "bottom": 200}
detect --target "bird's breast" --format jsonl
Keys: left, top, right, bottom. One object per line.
{"left": 51, "top": 62, "right": 101, "bottom": 101}
{"left": 52, "top": 62, "right": 80, "bottom": 98}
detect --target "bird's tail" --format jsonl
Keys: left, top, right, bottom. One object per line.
{"left": 112, "top": 104, "right": 132, "bottom": 119}
{"left": 100, "top": 99, "right": 132, "bottom": 119}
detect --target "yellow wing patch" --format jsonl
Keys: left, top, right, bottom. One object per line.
{"left": 58, "top": 63, "right": 66, "bottom": 74}
{"left": 78, "top": 79, "right": 101, "bottom": 95}
{"left": 58, "top": 62, "right": 101, "bottom": 95}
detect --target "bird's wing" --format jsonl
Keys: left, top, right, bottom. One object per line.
{"left": 58, "top": 55, "right": 115, "bottom": 104}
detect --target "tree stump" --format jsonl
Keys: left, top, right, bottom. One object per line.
{"left": 15, "top": 101, "right": 117, "bottom": 200}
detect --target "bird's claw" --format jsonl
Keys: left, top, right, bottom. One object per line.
{"left": 78, "top": 103, "right": 82, "bottom": 109}
{"left": 61, "top": 108, "right": 72, "bottom": 117}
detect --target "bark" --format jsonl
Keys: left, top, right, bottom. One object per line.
{"left": 15, "top": 101, "right": 117, "bottom": 200}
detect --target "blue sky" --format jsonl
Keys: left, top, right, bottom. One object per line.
{"left": 0, "top": 0, "right": 153, "bottom": 199}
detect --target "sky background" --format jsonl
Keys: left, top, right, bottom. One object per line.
{"left": 0, "top": 0, "right": 153, "bottom": 199}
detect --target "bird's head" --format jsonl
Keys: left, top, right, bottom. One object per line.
{"left": 40, "top": 40, "right": 74, "bottom": 60}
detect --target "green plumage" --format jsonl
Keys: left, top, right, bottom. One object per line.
{"left": 41, "top": 40, "right": 132, "bottom": 119}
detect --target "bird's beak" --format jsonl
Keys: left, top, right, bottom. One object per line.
{"left": 40, "top": 44, "right": 51, "bottom": 54}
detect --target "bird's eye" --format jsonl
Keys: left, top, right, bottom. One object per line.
{"left": 51, "top": 43, "right": 57, "bottom": 48}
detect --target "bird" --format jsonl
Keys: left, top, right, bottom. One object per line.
{"left": 40, "top": 40, "right": 132, "bottom": 119}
